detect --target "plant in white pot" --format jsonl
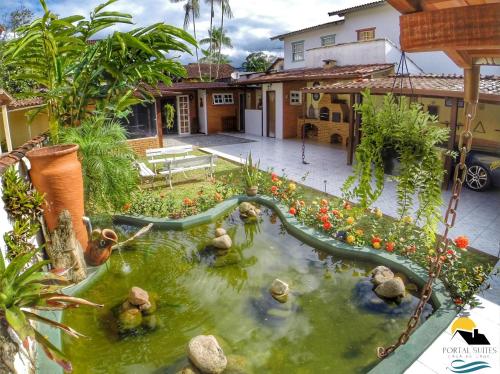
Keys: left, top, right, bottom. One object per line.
{"left": 242, "top": 152, "right": 260, "bottom": 196}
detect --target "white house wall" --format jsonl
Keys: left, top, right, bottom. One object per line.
{"left": 244, "top": 109, "right": 263, "bottom": 136}
{"left": 282, "top": 3, "right": 500, "bottom": 75}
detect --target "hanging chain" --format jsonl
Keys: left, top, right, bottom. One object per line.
{"left": 377, "top": 69, "right": 479, "bottom": 359}
{"left": 301, "top": 123, "right": 309, "bottom": 164}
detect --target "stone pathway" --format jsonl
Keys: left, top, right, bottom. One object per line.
{"left": 201, "top": 133, "right": 500, "bottom": 257}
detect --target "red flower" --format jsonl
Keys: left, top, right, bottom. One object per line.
{"left": 385, "top": 242, "right": 395, "bottom": 252}
{"left": 289, "top": 207, "right": 297, "bottom": 215}
{"left": 271, "top": 172, "right": 278, "bottom": 179}
{"left": 371, "top": 236, "right": 382, "bottom": 244}
{"left": 454, "top": 297, "right": 463, "bottom": 306}
{"left": 454, "top": 236, "right": 469, "bottom": 250}
{"left": 319, "top": 207, "right": 328, "bottom": 214}
{"left": 323, "top": 221, "right": 332, "bottom": 230}
{"left": 271, "top": 185, "right": 278, "bottom": 193}
{"left": 447, "top": 249, "right": 456, "bottom": 256}
{"left": 320, "top": 215, "right": 329, "bottom": 223}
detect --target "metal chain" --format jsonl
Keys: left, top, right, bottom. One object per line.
{"left": 301, "top": 123, "right": 309, "bottom": 164}
{"left": 377, "top": 89, "right": 478, "bottom": 359}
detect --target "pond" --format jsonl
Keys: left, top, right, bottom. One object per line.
{"left": 62, "top": 207, "right": 433, "bottom": 373}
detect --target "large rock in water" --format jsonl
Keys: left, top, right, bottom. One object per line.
{"left": 270, "top": 278, "right": 289, "bottom": 302}
{"left": 239, "top": 202, "right": 260, "bottom": 218}
{"left": 187, "top": 335, "right": 227, "bottom": 374}
{"left": 128, "top": 286, "right": 150, "bottom": 306}
{"left": 212, "top": 234, "right": 232, "bottom": 249}
{"left": 375, "top": 277, "right": 405, "bottom": 299}
{"left": 215, "top": 228, "right": 226, "bottom": 237}
{"left": 371, "top": 266, "right": 394, "bottom": 285}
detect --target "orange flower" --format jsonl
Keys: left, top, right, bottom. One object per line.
{"left": 122, "top": 203, "right": 131, "bottom": 212}
{"left": 323, "top": 221, "right": 332, "bottom": 230}
{"left": 271, "top": 185, "right": 278, "bottom": 193}
{"left": 454, "top": 236, "right": 469, "bottom": 250}
{"left": 320, "top": 199, "right": 328, "bottom": 206}
{"left": 385, "top": 242, "right": 395, "bottom": 252}
{"left": 183, "top": 197, "right": 193, "bottom": 206}
{"left": 289, "top": 207, "right": 297, "bottom": 215}
{"left": 299, "top": 200, "right": 305, "bottom": 207}
{"left": 332, "top": 209, "right": 340, "bottom": 217}
{"left": 343, "top": 201, "right": 352, "bottom": 210}
{"left": 320, "top": 214, "right": 329, "bottom": 223}
{"left": 214, "top": 192, "right": 222, "bottom": 202}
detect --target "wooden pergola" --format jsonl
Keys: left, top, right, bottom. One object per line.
{"left": 388, "top": 0, "right": 500, "bottom": 68}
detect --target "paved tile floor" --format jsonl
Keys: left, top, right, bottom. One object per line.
{"left": 164, "top": 134, "right": 255, "bottom": 148}
{"left": 198, "top": 132, "right": 500, "bottom": 374}
{"left": 200, "top": 133, "right": 500, "bottom": 257}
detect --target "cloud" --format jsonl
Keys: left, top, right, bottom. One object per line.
{"left": 3, "top": 0, "right": 368, "bottom": 67}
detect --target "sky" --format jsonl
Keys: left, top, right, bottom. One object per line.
{"left": 0, "top": 0, "right": 372, "bottom": 68}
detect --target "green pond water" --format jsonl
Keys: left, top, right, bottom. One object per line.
{"left": 62, "top": 208, "right": 433, "bottom": 373}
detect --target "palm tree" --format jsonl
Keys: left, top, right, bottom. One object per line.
{"left": 199, "top": 27, "right": 232, "bottom": 56}
{"left": 171, "top": 0, "right": 202, "bottom": 80}
{"left": 215, "top": 0, "right": 233, "bottom": 79}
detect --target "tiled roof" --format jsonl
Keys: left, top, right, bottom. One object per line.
{"left": 151, "top": 81, "right": 233, "bottom": 96}
{"left": 238, "top": 64, "right": 394, "bottom": 84}
{"left": 301, "top": 74, "right": 500, "bottom": 101}
{"left": 184, "top": 63, "right": 235, "bottom": 80}
{"left": 9, "top": 97, "right": 44, "bottom": 109}
{"left": 0, "top": 134, "right": 47, "bottom": 174}
{"left": 328, "top": 1, "right": 386, "bottom": 17}
{"left": 270, "top": 20, "right": 345, "bottom": 41}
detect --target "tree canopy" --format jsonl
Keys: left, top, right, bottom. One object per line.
{"left": 242, "top": 52, "right": 276, "bottom": 72}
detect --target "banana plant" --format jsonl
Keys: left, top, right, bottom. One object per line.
{"left": 0, "top": 250, "right": 102, "bottom": 372}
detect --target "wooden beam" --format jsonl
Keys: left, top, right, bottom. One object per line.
{"left": 1, "top": 105, "right": 13, "bottom": 152}
{"left": 155, "top": 98, "right": 163, "bottom": 148}
{"left": 445, "top": 50, "right": 473, "bottom": 68}
{"left": 387, "top": 0, "right": 421, "bottom": 13}
{"left": 399, "top": 3, "right": 500, "bottom": 57}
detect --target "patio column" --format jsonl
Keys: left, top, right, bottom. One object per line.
{"left": 155, "top": 98, "right": 163, "bottom": 148}
{"left": 353, "top": 93, "right": 362, "bottom": 149}
{"left": 1, "top": 105, "right": 13, "bottom": 152}
{"left": 347, "top": 94, "right": 355, "bottom": 165}
{"left": 442, "top": 97, "right": 459, "bottom": 189}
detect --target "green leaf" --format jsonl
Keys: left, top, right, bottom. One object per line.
{"left": 5, "top": 306, "right": 34, "bottom": 341}
{"left": 34, "top": 330, "right": 73, "bottom": 372}
{"left": 24, "top": 311, "right": 86, "bottom": 338}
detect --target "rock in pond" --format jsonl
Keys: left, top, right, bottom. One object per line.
{"left": 239, "top": 202, "right": 260, "bottom": 218}
{"left": 128, "top": 286, "right": 150, "bottom": 306}
{"left": 270, "top": 278, "right": 289, "bottom": 303}
{"left": 375, "top": 277, "right": 405, "bottom": 299}
{"left": 371, "top": 266, "right": 394, "bottom": 285}
{"left": 212, "top": 234, "right": 232, "bottom": 250}
{"left": 250, "top": 288, "right": 299, "bottom": 326}
{"left": 118, "top": 308, "right": 143, "bottom": 331}
{"left": 213, "top": 250, "right": 242, "bottom": 268}
{"left": 187, "top": 335, "right": 227, "bottom": 374}
{"left": 215, "top": 228, "right": 226, "bottom": 237}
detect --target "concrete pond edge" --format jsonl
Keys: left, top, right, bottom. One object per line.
{"left": 37, "top": 194, "right": 458, "bottom": 374}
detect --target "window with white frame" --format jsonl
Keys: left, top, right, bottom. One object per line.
{"left": 290, "top": 91, "right": 302, "bottom": 105}
{"left": 321, "top": 34, "right": 336, "bottom": 47}
{"left": 212, "top": 93, "right": 234, "bottom": 105}
{"left": 292, "top": 41, "right": 304, "bottom": 62}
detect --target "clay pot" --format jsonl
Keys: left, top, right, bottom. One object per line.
{"left": 246, "top": 186, "right": 258, "bottom": 196}
{"left": 85, "top": 229, "right": 118, "bottom": 266}
{"left": 26, "top": 144, "right": 88, "bottom": 250}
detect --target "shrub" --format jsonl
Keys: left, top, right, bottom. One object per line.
{"left": 60, "top": 115, "right": 138, "bottom": 213}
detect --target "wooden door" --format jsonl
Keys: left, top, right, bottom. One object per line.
{"left": 267, "top": 91, "right": 276, "bottom": 138}
{"left": 177, "top": 95, "right": 190, "bottom": 135}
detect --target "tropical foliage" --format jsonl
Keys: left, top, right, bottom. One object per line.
{"left": 1, "top": 167, "right": 44, "bottom": 259}
{"left": 3, "top": 0, "right": 196, "bottom": 142}
{"left": 342, "top": 91, "right": 450, "bottom": 245}
{"left": 60, "top": 115, "right": 138, "bottom": 213}
{"left": 242, "top": 52, "right": 275, "bottom": 72}
{"left": 242, "top": 152, "right": 260, "bottom": 188}
{"left": 0, "top": 250, "right": 102, "bottom": 371}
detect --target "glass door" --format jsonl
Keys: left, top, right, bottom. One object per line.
{"left": 177, "top": 95, "right": 190, "bottom": 135}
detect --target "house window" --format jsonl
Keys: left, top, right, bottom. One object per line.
{"left": 357, "top": 28, "right": 375, "bottom": 41}
{"left": 121, "top": 103, "right": 157, "bottom": 139}
{"left": 290, "top": 91, "right": 302, "bottom": 105}
{"left": 213, "top": 93, "right": 234, "bottom": 105}
{"left": 321, "top": 34, "right": 336, "bottom": 47}
{"left": 292, "top": 41, "right": 304, "bottom": 62}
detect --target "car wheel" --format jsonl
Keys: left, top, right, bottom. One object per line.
{"left": 465, "top": 164, "right": 491, "bottom": 191}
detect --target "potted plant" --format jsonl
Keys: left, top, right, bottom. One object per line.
{"left": 243, "top": 152, "right": 260, "bottom": 196}
{"left": 342, "top": 91, "right": 450, "bottom": 246}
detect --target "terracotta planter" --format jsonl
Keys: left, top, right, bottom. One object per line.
{"left": 85, "top": 229, "right": 118, "bottom": 266}
{"left": 246, "top": 186, "right": 258, "bottom": 196}
{"left": 26, "top": 144, "right": 89, "bottom": 251}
